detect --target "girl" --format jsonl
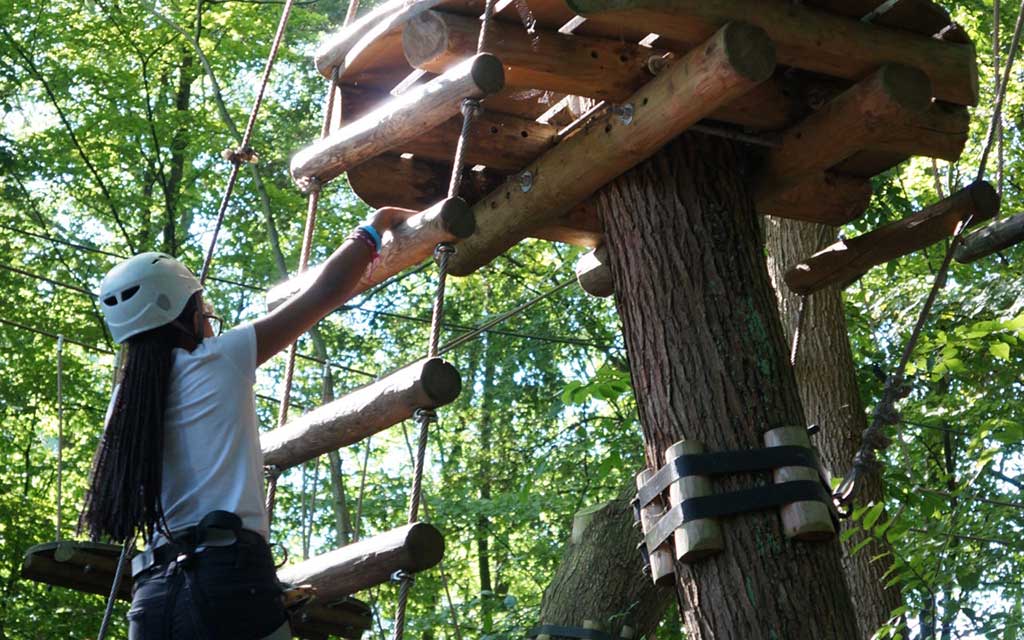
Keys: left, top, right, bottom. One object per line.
{"left": 83, "top": 207, "right": 413, "bottom": 639}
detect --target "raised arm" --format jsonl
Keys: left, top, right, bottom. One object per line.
{"left": 252, "top": 207, "right": 414, "bottom": 366}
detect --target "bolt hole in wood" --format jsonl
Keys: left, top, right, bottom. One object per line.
{"left": 520, "top": 130, "right": 528, "bottom": 137}
{"left": 590, "top": 50, "right": 599, "bottom": 58}
{"left": 643, "top": 97, "right": 649, "bottom": 105}
{"left": 605, "top": 124, "right": 612, "bottom": 133}
{"left": 490, "top": 126, "right": 498, "bottom": 134}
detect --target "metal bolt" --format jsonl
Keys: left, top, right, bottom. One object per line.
{"left": 519, "top": 170, "right": 534, "bottom": 192}
{"left": 614, "top": 103, "right": 634, "bottom": 125}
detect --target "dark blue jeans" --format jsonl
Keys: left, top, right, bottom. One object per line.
{"left": 127, "top": 537, "right": 289, "bottom": 639}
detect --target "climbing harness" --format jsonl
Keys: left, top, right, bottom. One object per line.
{"left": 832, "top": 0, "right": 1024, "bottom": 514}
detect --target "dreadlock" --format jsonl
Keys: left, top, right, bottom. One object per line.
{"left": 80, "top": 294, "right": 201, "bottom": 542}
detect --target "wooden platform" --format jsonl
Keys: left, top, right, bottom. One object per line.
{"left": 21, "top": 540, "right": 373, "bottom": 640}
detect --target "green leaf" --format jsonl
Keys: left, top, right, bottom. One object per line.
{"left": 862, "top": 502, "right": 885, "bottom": 530}
{"left": 990, "top": 341, "right": 1011, "bottom": 360}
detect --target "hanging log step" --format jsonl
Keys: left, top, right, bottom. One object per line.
{"left": 266, "top": 197, "right": 474, "bottom": 311}
{"left": 277, "top": 522, "right": 445, "bottom": 602}
{"left": 565, "top": 0, "right": 979, "bottom": 105}
{"left": 262, "top": 357, "right": 462, "bottom": 471}
{"left": 446, "top": 21, "right": 778, "bottom": 276}
{"left": 290, "top": 53, "right": 505, "bottom": 188}
{"left": 954, "top": 212, "right": 1024, "bottom": 263}
{"left": 784, "top": 181, "right": 1000, "bottom": 295}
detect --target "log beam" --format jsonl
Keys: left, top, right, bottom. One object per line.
{"left": 756, "top": 64, "right": 931, "bottom": 202}
{"left": 403, "top": 10, "right": 658, "bottom": 102}
{"left": 447, "top": 21, "right": 777, "bottom": 276}
{"left": 266, "top": 197, "right": 474, "bottom": 311}
{"left": 290, "top": 53, "right": 504, "bottom": 187}
{"left": 277, "top": 522, "right": 444, "bottom": 601}
{"left": 566, "top": 0, "right": 979, "bottom": 105}
{"left": 261, "top": 357, "right": 462, "bottom": 470}
{"left": 955, "top": 212, "right": 1024, "bottom": 263}
{"left": 348, "top": 154, "right": 504, "bottom": 211}
{"left": 784, "top": 181, "right": 999, "bottom": 295}
{"left": 757, "top": 172, "right": 872, "bottom": 226}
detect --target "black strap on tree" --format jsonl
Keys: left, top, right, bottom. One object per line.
{"left": 526, "top": 625, "right": 614, "bottom": 639}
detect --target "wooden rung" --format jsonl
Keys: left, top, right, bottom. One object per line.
{"left": 763, "top": 427, "right": 834, "bottom": 541}
{"left": 665, "top": 441, "right": 724, "bottom": 562}
{"left": 277, "top": 522, "right": 444, "bottom": 602}
{"left": 446, "top": 21, "right": 777, "bottom": 276}
{"left": 756, "top": 64, "right": 932, "bottom": 202}
{"left": 955, "top": 212, "right": 1024, "bottom": 264}
{"left": 313, "top": 0, "right": 406, "bottom": 78}
{"left": 291, "top": 600, "right": 373, "bottom": 640}
{"left": 757, "top": 172, "right": 872, "bottom": 226}
{"left": 290, "top": 53, "right": 505, "bottom": 187}
{"left": 261, "top": 357, "right": 462, "bottom": 471}
{"left": 784, "top": 181, "right": 1000, "bottom": 295}
{"left": 403, "top": 10, "right": 659, "bottom": 102}
{"left": 265, "top": 197, "right": 474, "bottom": 311}
{"left": 576, "top": 245, "right": 614, "bottom": 298}
{"left": 634, "top": 469, "right": 675, "bottom": 585}
{"left": 565, "top": 0, "right": 979, "bottom": 105}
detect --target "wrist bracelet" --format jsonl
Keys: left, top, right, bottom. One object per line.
{"left": 349, "top": 229, "right": 379, "bottom": 257}
{"left": 357, "top": 224, "right": 382, "bottom": 253}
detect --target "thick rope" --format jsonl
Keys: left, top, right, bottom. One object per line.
{"left": 199, "top": 0, "right": 298, "bottom": 285}
{"left": 96, "top": 540, "right": 131, "bottom": 640}
{"left": 789, "top": 296, "right": 807, "bottom": 367}
{"left": 55, "top": 335, "right": 64, "bottom": 541}
{"left": 833, "top": 7, "right": 1023, "bottom": 512}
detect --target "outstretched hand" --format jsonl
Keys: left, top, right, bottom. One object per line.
{"left": 368, "top": 206, "right": 417, "bottom": 235}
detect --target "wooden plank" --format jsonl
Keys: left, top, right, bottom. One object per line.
{"left": 566, "top": 0, "right": 978, "bottom": 105}
{"left": 404, "top": 9, "right": 659, "bottom": 101}
{"left": 291, "top": 53, "right": 505, "bottom": 188}
{"left": 291, "top": 601, "right": 372, "bottom": 640}
{"left": 756, "top": 64, "right": 931, "bottom": 203}
{"left": 805, "top": 0, "right": 959, "bottom": 39}
{"left": 955, "top": 212, "right": 1024, "bottom": 264}
{"left": 265, "top": 197, "right": 475, "bottom": 311}
{"left": 784, "top": 181, "right": 1000, "bottom": 295}
{"left": 262, "top": 357, "right": 462, "bottom": 470}
{"left": 757, "top": 173, "right": 872, "bottom": 226}
{"left": 21, "top": 542, "right": 133, "bottom": 601}
{"left": 446, "top": 21, "right": 778, "bottom": 276}
{"left": 348, "top": 154, "right": 505, "bottom": 210}
{"left": 278, "top": 523, "right": 444, "bottom": 602}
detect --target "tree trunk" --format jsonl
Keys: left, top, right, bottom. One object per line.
{"left": 764, "top": 217, "right": 903, "bottom": 637}
{"left": 538, "top": 488, "right": 673, "bottom": 636}
{"left": 597, "top": 132, "right": 857, "bottom": 639}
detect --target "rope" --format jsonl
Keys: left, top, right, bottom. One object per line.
{"left": 56, "top": 335, "right": 65, "bottom": 541}
{"left": 199, "top": 0, "right": 298, "bottom": 285}
{"left": 96, "top": 539, "right": 131, "bottom": 640}
{"left": 789, "top": 296, "right": 807, "bottom": 367}
{"left": 833, "top": 7, "right": 1023, "bottom": 512}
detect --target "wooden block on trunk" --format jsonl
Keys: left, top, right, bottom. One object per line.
{"left": 290, "top": 53, "right": 504, "bottom": 187}
{"left": 277, "top": 522, "right": 444, "bottom": 601}
{"left": 665, "top": 440, "right": 724, "bottom": 562}
{"left": 784, "top": 181, "right": 1000, "bottom": 295}
{"left": 763, "top": 427, "right": 834, "bottom": 541}
{"left": 447, "top": 21, "right": 778, "bottom": 276}
{"left": 576, "top": 245, "right": 614, "bottom": 297}
{"left": 756, "top": 173, "right": 872, "bottom": 226}
{"left": 635, "top": 468, "right": 676, "bottom": 585}
{"left": 261, "top": 357, "right": 462, "bottom": 470}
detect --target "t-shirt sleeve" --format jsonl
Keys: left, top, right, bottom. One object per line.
{"left": 212, "top": 323, "right": 257, "bottom": 384}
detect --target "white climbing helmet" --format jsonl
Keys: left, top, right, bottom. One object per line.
{"left": 98, "top": 252, "right": 202, "bottom": 343}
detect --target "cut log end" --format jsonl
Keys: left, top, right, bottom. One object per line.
{"left": 576, "top": 245, "right": 614, "bottom": 297}
{"left": 470, "top": 53, "right": 506, "bottom": 96}
{"left": 420, "top": 357, "right": 463, "bottom": 407}
{"left": 439, "top": 196, "right": 476, "bottom": 238}
{"left": 878, "top": 64, "right": 933, "bottom": 112}
{"left": 719, "top": 22, "right": 776, "bottom": 84}
{"left": 403, "top": 11, "right": 449, "bottom": 69}
{"left": 404, "top": 521, "right": 446, "bottom": 571}
{"left": 967, "top": 180, "right": 1001, "bottom": 220}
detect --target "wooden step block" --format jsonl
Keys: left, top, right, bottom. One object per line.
{"left": 576, "top": 245, "right": 614, "bottom": 297}
{"left": 955, "top": 212, "right": 1024, "bottom": 264}
{"left": 348, "top": 154, "right": 504, "bottom": 211}
{"left": 265, "top": 197, "right": 474, "bottom": 311}
{"left": 446, "top": 21, "right": 778, "bottom": 276}
{"left": 278, "top": 522, "right": 445, "bottom": 602}
{"left": 565, "top": 0, "right": 978, "bottom": 105}
{"left": 261, "top": 357, "right": 461, "bottom": 470}
{"left": 290, "top": 53, "right": 505, "bottom": 188}
{"left": 757, "top": 173, "right": 872, "bottom": 226}
{"left": 784, "top": 181, "right": 1000, "bottom": 295}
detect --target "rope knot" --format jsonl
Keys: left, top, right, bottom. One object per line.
{"left": 221, "top": 145, "right": 259, "bottom": 165}
{"left": 295, "top": 176, "right": 322, "bottom": 195}
{"left": 390, "top": 569, "right": 414, "bottom": 585}
{"left": 460, "top": 98, "right": 482, "bottom": 119}
{"left": 414, "top": 408, "right": 438, "bottom": 424}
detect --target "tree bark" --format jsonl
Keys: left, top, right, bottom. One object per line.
{"left": 538, "top": 488, "right": 673, "bottom": 636}
{"left": 765, "top": 217, "right": 903, "bottom": 637}
{"left": 597, "top": 132, "right": 857, "bottom": 639}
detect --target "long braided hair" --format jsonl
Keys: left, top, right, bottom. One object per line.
{"left": 80, "top": 294, "right": 201, "bottom": 542}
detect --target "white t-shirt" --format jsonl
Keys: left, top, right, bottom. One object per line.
{"left": 157, "top": 323, "right": 269, "bottom": 542}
